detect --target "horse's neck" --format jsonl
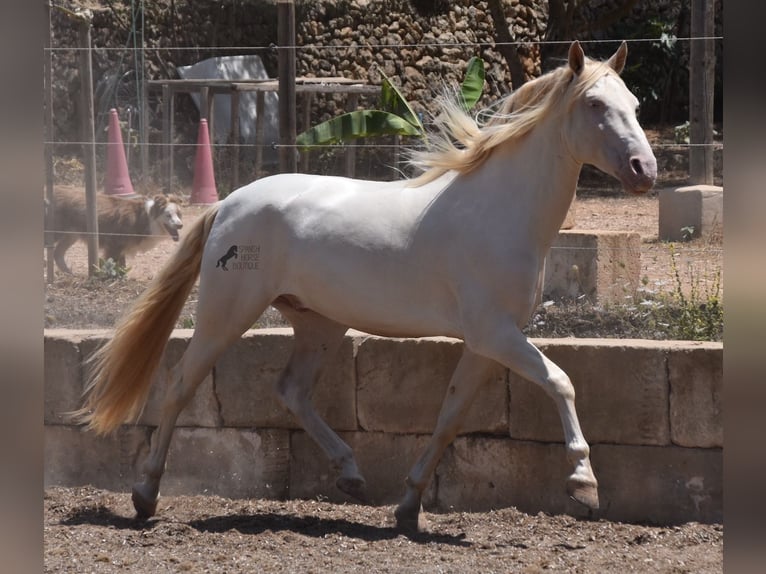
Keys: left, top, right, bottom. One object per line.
{"left": 458, "top": 121, "right": 582, "bottom": 250}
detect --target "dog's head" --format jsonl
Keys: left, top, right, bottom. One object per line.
{"left": 148, "top": 195, "right": 184, "bottom": 241}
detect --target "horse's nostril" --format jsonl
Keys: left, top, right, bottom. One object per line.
{"left": 631, "top": 158, "right": 644, "bottom": 175}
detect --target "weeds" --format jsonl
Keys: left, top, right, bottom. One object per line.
{"left": 655, "top": 244, "right": 723, "bottom": 341}
{"left": 525, "top": 244, "right": 722, "bottom": 342}
{"left": 91, "top": 258, "right": 129, "bottom": 280}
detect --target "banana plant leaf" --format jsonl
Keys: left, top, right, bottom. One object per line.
{"left": 295, "top": 109, "right": 423, "bottom": 148}
{"left": 379, "top": 73, "right": 423, "bottom": 132}
{"left": 460, "top": 56, "right": 485, "bottom": 110}
{"left": 295, "top": 58, "right": 485, "bottom": 149}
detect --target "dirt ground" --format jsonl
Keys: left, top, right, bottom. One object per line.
{"left": 44, "top": 485, "right": 722, "bottom": 573}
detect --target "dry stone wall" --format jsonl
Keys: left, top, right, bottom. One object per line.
{"left": 45, "top": 328, "right": 722, "bottom": 525}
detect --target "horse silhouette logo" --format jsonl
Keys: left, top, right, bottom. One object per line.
{"left": 216, "top": 245, "right": 238, "bottom": 270}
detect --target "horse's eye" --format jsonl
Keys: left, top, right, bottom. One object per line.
{"left": 588, "top": 99, "right": 604, "bottom": 109}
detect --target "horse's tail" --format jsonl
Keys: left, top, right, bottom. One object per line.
{"left": 71, "top": 204, "right": 221, "bottom": 435}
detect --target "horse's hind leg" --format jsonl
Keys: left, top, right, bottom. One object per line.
{"left": 395, "top": 348, "right": 500, "bottom": 532}
{"left": 132, "top": 297, "right": 273, "bottom": 518}
{"left": 272, "top": 302, "right": 365, "bottom": 500}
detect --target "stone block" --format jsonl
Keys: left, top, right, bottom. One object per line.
{"left": 659, "top": 185, "right": 723, "bottom": 241}
{"left": 435, "top": 437, "right": 586, "bottom": 517}
{"left": 44, "top": 334, "right": 85, "bottom": 424}
{"left": 591, "top": 443, "right": 722, "bottom": 524}
{"left": 161, "top": 427, "right": 290, "bottom": 499}
{"left": 215, "top": 329, "right": 357, "bottom": 430}
{"left": 669, "top": 343, "right": 723, "bottom": 447}
{"left": 435, "top": 438, "right": 722, "bottom": 525}
{"left": 355, "top": 336, "right": 508, "bottom": 434}
{"left": 544, "top": 230, "right": 641, "bottom": 303}
{"left": 78, "top": 331, "right": 220, "bottom": 428}
{"left": 288, "top": 430, "right": 435, "bottom": 506}
{"left": 44, "top": 425, "right": 151, "bottom": 491}
{"left": 511, "top": 339, "right": 670, "bottom": 445}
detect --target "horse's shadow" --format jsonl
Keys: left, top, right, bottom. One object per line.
{"left": 60, "top": 506, "right": 471, "bottom": 547}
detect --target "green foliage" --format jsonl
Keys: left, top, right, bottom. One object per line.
{"left": 296, "top": 109, "right": 422, "bottom": 147}
{"left": 296, "top": 56, "right": 485, "bottom": 149}
{"left": 459, "top": 56, "right": 486, "bottom": 111}
{"left": 92, "top": 258, "right": 129, "bottom": 280}
{"left": 609, "top": 18, "right": 686, "bottom": 122}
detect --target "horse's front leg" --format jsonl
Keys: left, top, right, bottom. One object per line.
{"left": 395, "top": 349, "right": 500, "bottom": 532}
{"left": 466, "top": 322, "right": 599, "bottom": 511}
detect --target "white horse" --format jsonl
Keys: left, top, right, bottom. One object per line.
{"left": 74, "top": 41, "right": 656, "bottom": 531}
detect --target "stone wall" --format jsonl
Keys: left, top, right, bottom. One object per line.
{"left": 45, "top": 328, "right": 722, "bottom": 525}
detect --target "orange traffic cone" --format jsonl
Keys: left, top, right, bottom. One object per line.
{"left": 104, "top": 108, "right": 135, "bottom": 196}
{"left": 190, "top": 118, "right": 219, "bottom": 204}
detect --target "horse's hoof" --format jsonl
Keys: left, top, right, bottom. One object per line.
{"left": 567, "top": 480, "right": 600, "bottom": 510}
{"left": 131, "top": 485, "right": 158, "bottom": 520}
{"left": 336, "top": 476, "right": 368, "bottom": 504}
{"left": 394, "top": 505, "right": 428, "bottom": 533}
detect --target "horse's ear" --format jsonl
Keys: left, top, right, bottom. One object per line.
{"left": 568, "top": 41, "right": 585, "bottom": 75}
{"left": 607, "top": 41, "right": 628, "bottom": 74}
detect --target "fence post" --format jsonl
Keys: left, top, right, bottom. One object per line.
{"left": 277, "top": 0, "right": 297, "bottom": 173}
{"left": 689, "top": 0, "right": 715, "bottom": 184}
{"left": 77, "top": 17, "right": 99, "bottom": 275}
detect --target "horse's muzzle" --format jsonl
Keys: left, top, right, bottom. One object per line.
{"left": 623, "top": 153, "right": 657, "bottom": 194}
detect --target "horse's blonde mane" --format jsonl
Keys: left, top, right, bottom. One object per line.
{"left": 408, "top": 57, "right": 620, "bottom": 186}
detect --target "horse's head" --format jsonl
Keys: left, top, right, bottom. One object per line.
{"left": 564, "top": 41, "right": 657, "bottom": 194}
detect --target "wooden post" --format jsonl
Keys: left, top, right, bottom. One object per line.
{"left": 689, "top": 0, "right": 715, "bottom": 184}
{"left": 255, "top": 91, "right": 265, "bottom": 178}
{"left": 300, "top": 91, "right": 313, "bottom": 173}
{"left": 277, "top": 0, "right": 297, "bottom": 173}
{"left": 162, "top": 83, "right": 171, "bottom": 193}
{"left": 140, "top": 80, "right": 149, "bottom": 181}
{"left": 345, "top": 93, "right": 359, "bottom": 177}
{"left": 231, "top": 88, "right": 240, "bottom": 189}
{"left": 78, "top": 18, "right": 99, "bottom": 276}
{"left": 44, "top": 2, "right": 55, "bottom": 283}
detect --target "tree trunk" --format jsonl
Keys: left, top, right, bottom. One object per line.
{"left": 486, "top": 0, "right": 527, "bottom": 89}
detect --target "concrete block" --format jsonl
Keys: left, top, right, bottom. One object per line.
{"left": 355, "top": 336, "right": 508, "bottom": 434}
{"left": 44, "top": 425, "right": 151, "bottom": 491}
{"left": 44, "top": 334, "right": 85, "bottom": 424}
{"left": 78, "top": 331, "right": 220, "bottom": 428}
{"left": 659, "top": 185, "right": 723, "bottom": 241}
{"left": 544, "top": 230, "right": 641, "bottom": 304}
{"left": 288, "top": 430, "right": 435, "bottom": 506}
{"left": 511, "top": 339, "right": 670, "bottom": 446}
{"left": 161, "top": 427, "right": 290, "bottom": 499}
{"left": 215, "top": 329, "right": 357, "bottom": 430}
{"left": 435, "top": 437, "right": 586, "bottom": 517}
{"left": 669, "top": 343, "right": 723, "bottom": 447}
{"left": 436, "top": 438, "right": 722, "bottom": 525}
{"left": 591, "top": 443, "right": 722, "bottom": 524}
